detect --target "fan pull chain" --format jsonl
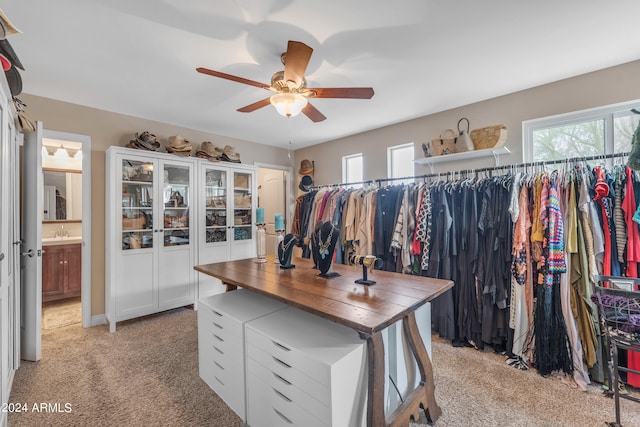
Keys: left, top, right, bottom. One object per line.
{"left": 287, "top": 117, "right": 293, "bottom": 159}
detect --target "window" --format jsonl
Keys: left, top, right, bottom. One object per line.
{"left": 387, "top": 143, "right": 415, "bottom": 184}
{"left": 523, "top": 100, "right": 640, "bottom": 162}
{"left": 342, "top": 153, "right": 363, "bottom": 185}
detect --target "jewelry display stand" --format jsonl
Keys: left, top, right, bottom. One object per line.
{"left": 273, "top": 229, "right": 285, "bottom": 264}
{"left": 312, "top": 222, "right": 341, "bottom": 279}
{"left": 278, "top": 233, "right": 297, "bottom": 269}
{"left": 255, "top": 223, "right": 267, "bottom": 263}
{"left": 350, "top": 255, "right": 382, "bottom": 286}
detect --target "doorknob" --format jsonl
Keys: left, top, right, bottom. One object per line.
{"left": 21, "top": 249, "right": 35, "bottom": 257}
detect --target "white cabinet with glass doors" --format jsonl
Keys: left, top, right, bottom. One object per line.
{"left": 105, "top": 147, "right": 196, "bottom": 332}
{"left": 197, "top": 161, "right": 256, "bottom": 299}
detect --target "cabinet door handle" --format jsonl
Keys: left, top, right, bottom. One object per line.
{"left": 272, "top": 340, "right": 291, "bottom": 352}
{"left": 273, "top": 388, "right": 292, "bottom": 402}
{"left": 212, "top": 333, "right": 224, "bottom": 342}
{"left": 213, "top": 346, "right": 224, "bottom": 355}
{"left": 212, "top": 310, "right": 223, "bottom": 317}
{"left": 214, "top": 361, "right": 224, "bottom": 370}
{"left": 272, "top": 372, "right": 291, "bottom": 386}
{"left": 212, "top": 321, "right": 223, "bottom": 330}
{"left": 272, "top": 356, "right": 291, "bottom": 369}
{"left": 273, "top": 409, "right": 293, "bottom": 424}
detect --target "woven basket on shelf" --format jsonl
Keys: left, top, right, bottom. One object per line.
{"left": 470, "top": 125, "right": 508, "bottom": 150}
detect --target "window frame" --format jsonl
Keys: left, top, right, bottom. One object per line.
{"left": 387, "top": 142, "right": 415, "bottom": 184}
{"left": 522, "top": 99, "right": 639, "bottom": 162}
{"left": 341, "top": 152, "right": 363, "bottom": 185}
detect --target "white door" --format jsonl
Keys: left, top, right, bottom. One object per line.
{"left": 258, "top": 168, "right": 287, "bottom": 256}
{"left": 20, "top": 121, "right": 43, "bottom": 361}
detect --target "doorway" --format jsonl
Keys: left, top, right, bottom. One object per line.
{"left": 256, "top": 164, "right": 291, "bottom": 258}
{"left": 39, "top": 130, "right": 91, "bottom": 333}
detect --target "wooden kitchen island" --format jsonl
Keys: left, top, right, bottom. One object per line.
{"left": 195, "top": 257, "right": 453, "bottom": 427}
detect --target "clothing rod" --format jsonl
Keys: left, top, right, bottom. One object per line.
{"left": 310, "top": 151, "right": 630, "bottom": 189}
{"left": 375, "top": 151, "right": 630, "bottom": 185}
{"left": 309, "top": 180, "right": 373, "bottom": 190}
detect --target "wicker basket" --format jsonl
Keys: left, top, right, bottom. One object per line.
{"left": 470, "top": 125, "right": 508, "bottom": 150}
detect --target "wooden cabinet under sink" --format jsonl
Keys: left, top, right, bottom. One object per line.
{"left": 42, "top": 243, "right": 81, "bottom": 302}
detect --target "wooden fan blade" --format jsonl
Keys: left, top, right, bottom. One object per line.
{"left": 283, "top": 41, "right": 313, "bottom": 88}
{"left": 196, "top": 67, "right": 271, "bottom": 90}
{"left": 237, "top": 97, "right": 272, "bottom": 113}
{"left": 302, "top": 102, "right": 326, "bottom": 122}
{"left": 307, "top": 87, "right": 374, "bottom": 99}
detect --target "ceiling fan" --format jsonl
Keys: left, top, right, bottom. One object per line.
{"left": 196, "top": 40, "right": 374, "bottom": 122}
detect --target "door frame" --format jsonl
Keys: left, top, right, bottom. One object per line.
{"left": 42, "top": 129, "right": 92, "bottom": 328}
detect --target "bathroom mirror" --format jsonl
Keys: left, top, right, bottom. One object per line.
{"left": 43, "top": 168, "right": 83, "bottom": 222}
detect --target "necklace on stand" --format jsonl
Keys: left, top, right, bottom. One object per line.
{"left": 317, "top": 225, "right": 334, "bottom": 259}
{"left": 279, "top": 236, "right": 296, "bottom": 253}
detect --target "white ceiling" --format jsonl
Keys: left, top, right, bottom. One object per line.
{"left": 5, "top": 1, "right": 640, "bottom": 149}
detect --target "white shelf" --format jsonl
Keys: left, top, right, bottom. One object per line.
{"left": 415, "top": 146, "right": 511, "bottom": 172}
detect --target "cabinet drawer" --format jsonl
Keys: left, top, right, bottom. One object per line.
{"left": 247, "top": 342, "right": 330, "bottom": 408}
{"left": 247, "top": 356, "right": 330, "bottom": 424}
{"left": 200, "top": 360, "right": 244, "bottom": 418}
{"left": 245, "top": 327, "right": 331, "bottom": 387}
{"left": 247, "top": 365, "right": 326, "bottom": 427}
{"left": 198, "top": 303, "right": 243, "bottom": 338}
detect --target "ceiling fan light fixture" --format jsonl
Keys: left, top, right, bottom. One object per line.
{"left": 270, "top": 92, "right": 307, "bottom": 118}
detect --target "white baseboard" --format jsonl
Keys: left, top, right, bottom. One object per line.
{"left": 90, "top": 314, "right": 107, "bottom": 327}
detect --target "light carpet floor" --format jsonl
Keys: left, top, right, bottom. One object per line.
{"left": 8, "top": 307, "right": 640, "bottom": 426}
{"left": 42, "top": 297, "right": 82, "bottom": 330}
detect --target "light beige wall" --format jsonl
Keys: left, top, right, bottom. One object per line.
{"left": 21, "top": 94, "right": 292, "bottom": 317}
{"left": 295, "top": 59, "right": 640, "bottom": 186}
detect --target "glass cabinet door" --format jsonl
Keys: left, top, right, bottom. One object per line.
{"left": 232, "top": 171, "right": 252, "bottom": 241}
{"left": 204, "top": 168, "right": 227, "bottom": 244}
{"left": 163, "top": 163, "right": 190, "bottom": 246}
{"left": 121, "top": 158, "right": 154, "bottom": 250}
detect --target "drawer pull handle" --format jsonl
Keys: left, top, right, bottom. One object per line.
{"left": 214, "top": 376, "right": 224, "bottom": 386}
{"left": 272, "top": 356, "right": 291, "bottom": 368}
{"left": 272, "top": 340, "right": 291, "bottom": 352}
{"left": 273, "top": 388, "right": 292, "bottom": 402}
{"left": 212, "top": 309, "right": 223, "bottom": 317}
{"left": 273, "top": 372, "right": 291, "bottom": 385}
{"left": 214, "top": 361, "right": 224, "bottom": 370}
{"left": 273, "top": 409, "right": 293, "bottom": 424}
{"left": 212, "top": 321, "right": 223, "bottom": 329}
{"left": 214, "top": 346, "right": 224, "bottom": 355}
{"left": 213, "top": 333, "right": 224, "bottom": 342}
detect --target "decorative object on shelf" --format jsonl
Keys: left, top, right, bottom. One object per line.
{"left": 470, "top": 124, "right": 508, "bottom": 150}
{"left": 350, "top": 254, "right": 383, "bottom": 286}
{"left": 165, "top": 189, "right": 184, "bottom": 207}
{"left": 126, "top": 131, "right": 160, "bottom": 151}
{"left": 166, "top": 135, "right": 193, "bottom": 156}
{"left": 455, "top": 118, "right": 475, "bottom": 153}
{"left": 312, "top": 221, "right": 340, "bottom": 278}
{"left": 278, "top": 233, "right": 298, "bottom": 269}
{"left": 195, "top": 141, "right": 222, "bottom": 161}
{"left": 221, "top": 145, "right": 241, "bottom": 163}
{"left": 255, "top": 222, "right": 267, "bottom": 263}
{"left": 423, "top": 129, "right": 457, "bottom": 157}
{"left": 298, "top": 175, "right": 313, "bottom": 192}
{"left": 298, "top": 159, "right": 314, "bottom": 175}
